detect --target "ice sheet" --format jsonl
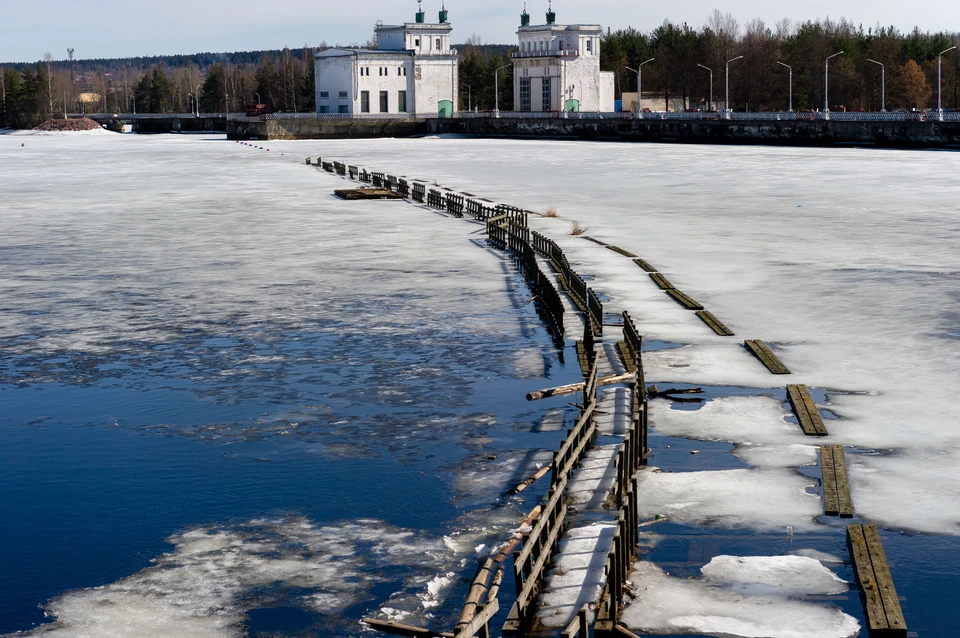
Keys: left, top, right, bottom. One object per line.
{"left": 17, "top": 518, "right": 448, "bottom": 638}
{"left": 620, "top": 560, "right": 859, "bottom": 638}
{"left": 635, "top": 467, "right": 822, "bottom": 532}
{"left": 249, "top": 136, "right": 960, "bottom": 535}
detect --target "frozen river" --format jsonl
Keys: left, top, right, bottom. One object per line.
{"left": 1, "top": 131, "right": 959, "bottom": 637}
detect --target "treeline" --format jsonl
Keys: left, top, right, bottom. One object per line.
{"left": 601, "top": 12, "right": 960, "bottom": 112}
{"left": 0, "top": 47, "right": 317, "bottom": 128}
{"left": 457, "top": 42, "right": 516, "bottom": 111}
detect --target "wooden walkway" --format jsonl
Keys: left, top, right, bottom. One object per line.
{"left": 744, "top": 339, "right": 791, "bottom": 374}
{"left": 847, "top": 524, "right": 907, "bottom": 638}
{"left": 786, "top": 384, "right": 828, "bottom": 436}
{"left": 820, "top": 445, "right": 854, "bottom": 517}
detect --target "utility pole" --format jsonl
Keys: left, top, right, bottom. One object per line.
{"left": 725, "top": 55, "right": 743, "bottom": 118}
{"left": 67, "top": 48, "right": 75, "bottom": 114}
{"left": 866, "top": 59, "right": 885, "bottom": 112}
{"left": 697, "top": 64, "right": 713, "bottom": 111}
{"left": 495, "top": 64, "right": 510, "bottom": 117}
{"left": 824, "top": 51, "right": 844, "bottom": 114}
{"left": 939, "top": 46, "right": 957, "bottom": 119}
{"left": 775, "top": 62, "right": 793, "bottom": 112}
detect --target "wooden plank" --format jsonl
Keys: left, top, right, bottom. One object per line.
{"left": 648, "top": 272, "right": 674, "bottom": 289}
{"left": 665, "top": 288, "right": 704, "bottom": 310}
{"left": 798, "top": 384, "right": 829, "bottom": 435}
{"left": 581, "top": 236, "right": 609, "bottom": 246}
{"left": 361, "top": 618, "right": 454, "bottom": 638}
{"left": 847, "top": 524, "right": 890, "bottom": 635}
{"left": 820, "top": 445, "right": 840, "bottom": 516}
{"left": 862, "top": 524, "right": 908, "bottom": 636}
{"left": 832, "top": 446, "right": 855, "bottom": 518}
{"left": 606, "top": 244, "right": 638, "bottom": 258}
{"left": 744, "top": 340, "right": 791, "bottom": 374}
{"left": 633, "top": 258, "right": 657, "bottom": 272}
{"left": 786, "top": 384, "right": 823, "bottom": 436}
{"left": 695, "top": 310, "right": 734, "bottom": 336}
{"left": 617, "top": 340, "right": 637, "bottom": 373}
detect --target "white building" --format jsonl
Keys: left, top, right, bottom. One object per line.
{"left": 512, "top": 4, "right": 614, "bottom": 113}
{"left": 315, "top": 4, "right": 459, "bottom": 117}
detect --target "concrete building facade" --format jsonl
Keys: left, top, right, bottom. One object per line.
{"left": 511, "top": 6, "right": 614, "bottom": 113}
{"left": 315, "top": 5, "right": 459, "bottom": 117}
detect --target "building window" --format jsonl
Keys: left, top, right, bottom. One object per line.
{"left": 319, "top": 105, "right": 330, "bottom": 113}
{"left": 338, "top": 104, "right": 349, "bottom": 113}
{"left": 415, "top": 38, "right": 420, "bottom": 47}
{"left": 380, "top": 90, "right": 388, "bottom": 113}
{"left": 361, "top": 91, "right": 370, "bottom": 113}
{"left": 519, "top": 77, "right": 531, "bottom": 112}
{"left": 339, "top": 91, "right": 348, "bottom": 99}
{"left": 586, "top": 39, "right": 592, "bottom": 53}
{"left": 542, "top": 76, "right": 552, "bottom": 111}
{"left": 540, "top": 40, "right": 544, "bottom": 50}
{"left": 379, "top": 67, "right": 382, "bottom": 76}
{"left": 320, "top": 91, "right": 329, "bottom": 98}
{"left": 436, "top": 38, "right": 441, "bottom": 50}
{"left": 398, "top": 90, "right": 407, "bottom": 112}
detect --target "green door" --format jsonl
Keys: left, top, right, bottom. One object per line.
{"left": 565, "top": 99, "right": 580, "bottom": 112}
{"left": 438, "top": 100, "right": 453, "bottom": 118}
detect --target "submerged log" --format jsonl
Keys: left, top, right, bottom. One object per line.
{"left": 508, "top": 465, "right": 551, "bottom": 494}
{"left": 492, "top": 505, "right": 542, "bottom": 563}
{"left": 526, "top": 372, "right": 635, "bottom": 401}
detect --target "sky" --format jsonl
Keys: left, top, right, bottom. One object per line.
{"left": 1, "top": 0, "right": 959, "bottom": 63}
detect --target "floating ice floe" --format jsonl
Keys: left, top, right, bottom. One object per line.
{"left": 620, "top": 558, "right": 859, "bottom": 638}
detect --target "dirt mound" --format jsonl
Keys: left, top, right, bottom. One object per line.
{"left": 35, "top": 117, "right": 103, "bottom": 132}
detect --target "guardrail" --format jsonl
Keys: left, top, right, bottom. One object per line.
{"left": 593, "top": 482, "right": 640, "bottom": 636}
{"left": 505, "top": 354, "right": 599, "bottom": 635}
{"left": 531, "top": 231, "right": 603, "bottom": 336}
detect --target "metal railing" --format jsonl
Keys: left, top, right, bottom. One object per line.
{"left": 511, "top": 50, "right": 581, "bottom": 59}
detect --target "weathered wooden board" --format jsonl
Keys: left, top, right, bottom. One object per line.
{"left": 617, "top": 340, "right": 637, "bottom": 373}
{"left": 786, "top": 384, "right": 828, "bottom": 436}
{"left": 648, "top": 272, "right": 674, "bottom": 289}
{"left": 361, "top": 618, "right": 454, "bottom": 638}
{"left": 832, "top": 446, "right": 855, "bottom": 518}
{"left": 666, "top": 288, "right": 704, "bottom": 310}
{"left": 575, "top": 341, "right": 592, "bottom": 377}
{"left": 862, "top": 524, "right": 907, "bottom": 636}
{"left": 606, "top": 244, "right": 638, "bottom": 258}
{"left": 847, "top": 524, "right": 907, "bottom": 638}
{"left": 633, "top": 258, "right": 658, "bottom": 272}
{"left": 820, "top": 445, "right": 841, "bottom": 516}
{"left": 334, "top": 188, "right": 404, "bottom": 200}
{"left": 744, "top": 340, "right": 791, "bottom": 374}
{"left": 695, "top": 310, "right": 734, "bottom": 336}
{"left": 581, "top": 236, "right": 609, "bottom": 246}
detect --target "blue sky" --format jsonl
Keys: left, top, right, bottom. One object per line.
{"left": 1, "top": 0, "right": 958, "bottom": 63}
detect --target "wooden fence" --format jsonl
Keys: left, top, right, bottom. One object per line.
{"left": 397, "top": 178, "right": 410, "bottom": 198}
{"left": 531, "top": 231, "right": 603, "bottom": 336}
{"left": 359, "top": 169, "right": 371, "bottom": 183}
{"left": 466, "top": 199, "right": 495, "bottom": 221}
{"left": 505, "top": 356, "right": 599, "bottom": 636}
{"left": 427, "top": 188, "right": 445, "bottom": 209}
{"left": 322, "top": 161, "right": 334, "bottom": 173}
{"left": 412, "top": 182, "right": 426, "bottom": 202}
{"left": 372, "top": 172, "right": 385, "bottom": 188}
{"left": 334, "top": 161, "right": 346, "bottom": 176}
{"left": 446, "top": 193, "right": 465, "bottom": 217}
{"left": 593, "top": 481, "right": 640, "bottom": 636}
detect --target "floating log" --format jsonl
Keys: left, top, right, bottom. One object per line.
{"left": 508, "top": 465, "right": 551, "bottom": 494}
{"left": 361, "top": 618, "right": 453, "bottom": 638}
{"left": 648, "top": 386, "right": 703, "bottom": 397}
{"left": 666, "top": 288, "right": 704, "bottom": 310}
{"left": 696, "top": 310, "right": 735, "bottom": 336}
{"left": 847, "top": 523, "right": 907, "bottom": 638}
{"left": 633, "top": 258, "right": 658, "bottom": 272}
{"left": 526, "top": 372, "right": 635, "bottom": 401}
{"left": 744, "top": 339, "right": 791, "bottom": 374}
{"left": 787, "top": 384, "right": 828, "bottom": 436}
{"left": 606, "top": 245, "right": 638, "bottom": 258}
{"left": 455, "top": 559, "right": 494, "bottom": 632}
{"left": 334, "top": 188, "right": 404, "bottom": 200}
{"left": 492, "top": 505, "right": 542, "bottom": 563}
{"left": 648, "top": 272, "right": 674, "bottom": 290}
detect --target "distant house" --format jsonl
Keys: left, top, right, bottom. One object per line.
{"left": 512, "top": 4, "right": 614, "bottom": 113}
{"left": 314, "top": 3, "right": 459, "bottom": 117}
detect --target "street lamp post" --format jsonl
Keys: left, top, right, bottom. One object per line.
{"left": 697, "top": 64, "right": 713, "bottom": 111}
{"left": 725, "top": 55, "right": 743, "bottom": 119}
{"left": 775, "top": 61, "right": 793, "bottom": 112}
{"left": 939, "top": 46, "right": 957, "bottom": 119}
{"left": 254, "top": 92, "right": 261, "bottom": 105}
{"left": 195, "top": 83, "right": 201, "bottom": 116}
{"left": 625, "top": 58, "right": 655, "bottom": 118}
{"left": 464, "top": 84, "right": 472, "bottom": 112}
{"left": 824, "top": 51, "right": 844, "bottom": 114}
{"left": 494, "top": 64, "right": 510, "bottom": 117}
{"left": 866, "top": 59, "right": 885, "bottom": 112}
